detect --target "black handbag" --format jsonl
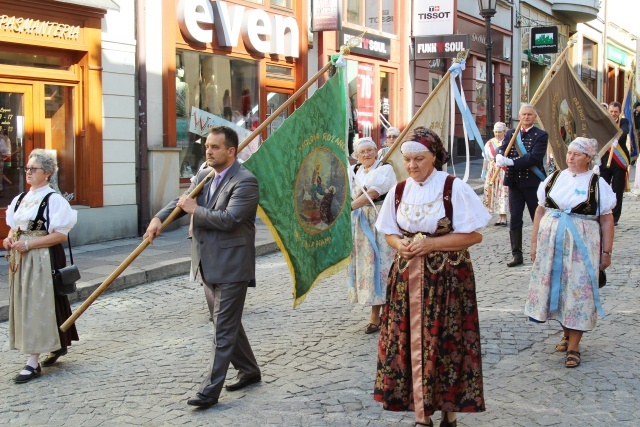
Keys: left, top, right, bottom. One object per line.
{"left": 596, "top": 179, "right": 606, "bottom": 288}
{"left": 51, "top": 234, "right": 80, "bottom": 295}
{"left": 599, "top": 269, "right": 606, "bottom": 288}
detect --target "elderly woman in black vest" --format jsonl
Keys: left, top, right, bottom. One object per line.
{"left": 525, "top": 137, "right": 616, "bottom": 368}
{"left": 3, "top": 149, "right": 78, "bottom": 383}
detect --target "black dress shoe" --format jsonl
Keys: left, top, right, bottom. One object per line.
{"left": 507, "top": 257, "right": 523, "bottom": 267}
{"left": 187, "top": 393, "right": 218, "bottom": 408}
{"left": 42, "top": 348, "right": 67, "bottom": 367}
{"left": 225, "top": 375, "right": 261, "bottom": 391}
{"left": 14, "top": 364, "right": 41, "bottom": 384}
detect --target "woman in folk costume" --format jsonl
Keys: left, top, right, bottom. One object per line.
{"left": 378, "top": 126, "right": 400, "bottom": 160}
{"left": 374, "top": 127, "right": 491, "bottom": 427}
{"left": 481, "top": 122, "right": 509, "bottom": 225}
{"left": 525, "top": 137, "right": 615, "bottom": 368}
{"left": 3, "top": 149, "right": 78, "bottom": 383}
{"left": 349, "top": 137, "right": 397, "bottom": 334}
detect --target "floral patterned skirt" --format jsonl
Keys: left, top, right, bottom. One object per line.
{"left": 524, "top": 212, "right": 602, "bottom": 331}
{"left": 482, "top": 161, "right": 509, "bottom": 215}
{"left": 374, "top": 251, "right": 485, "bottom": 419}
{"left": 348, "top": 204, "right": 395, "bottom": 306}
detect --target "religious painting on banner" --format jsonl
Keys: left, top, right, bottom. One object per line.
{"left": 535, "top": 57, "right": 621, "bottom": 170}
{"left": 243, "top": 67, "right": 351, "bottom": 308}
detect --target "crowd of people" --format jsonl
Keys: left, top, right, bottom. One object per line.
{"left": 3, "top": 104, "right": 629, "bottom": 425}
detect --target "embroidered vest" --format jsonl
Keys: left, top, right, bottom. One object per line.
{"left": 544, "top": 170, "right": 599, "bottom": 215}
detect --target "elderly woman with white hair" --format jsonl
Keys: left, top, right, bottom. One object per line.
{"left": 349, "top": 136, "right": 397, "bottom": 334}
{"left": 525, "top": 137, "right": 616, "bottom": 368}
{"left": 481, "top": 122, "right": 509, "bottom": 225}
{"left": 3, "top": 149, "right": 78, "bottom": 383}
{"left": 377, "top": 126, "right": 400, "bottom": 160}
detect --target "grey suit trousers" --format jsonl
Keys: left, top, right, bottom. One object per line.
{"left": 200, "top": 280, "right": 260, "bottom": 398}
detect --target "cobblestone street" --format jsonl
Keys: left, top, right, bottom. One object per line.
{"left": 1, "top": 193, "right": 639, "bottom": 426}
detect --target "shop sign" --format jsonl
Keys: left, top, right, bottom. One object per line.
{"left": 606, "top": 44, "right": 628, "bottom": 66}
{"left": 413, "top": 0, "right": 454, "bottom": 36}
{"left": 528, "top": 52, "right": 552, "bottom": 66}
{"left": 311, "top": 0, "right": 341, "bottom": 32}
{"left": 339, "top": 28, "right": 390, "bottom": 60}
{"left": 530, "top": 26, "right": 558, "bottom": 54}
{"left": 414, "top": 34, "right": 469, "bottom": 59}
{"left": 0, "top": 14, "right": 80, "bottom": 41}
{"left": 177, "top": 0, "right": 300, "bottom": 58}
{"left": 456, "top": 19, "right": 510, "bottom": 61}
{"left": 356, "top": 63, "right": 375, "bottom": 138}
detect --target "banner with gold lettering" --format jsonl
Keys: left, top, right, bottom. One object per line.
{"left": 243, "top": 68, "right": 350, "bottom": 307}
{"left": 535, "top": 57, "right": 621, "bottom": 170}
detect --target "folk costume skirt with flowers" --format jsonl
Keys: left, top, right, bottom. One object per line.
{"left": 348, "top": 203, "right": 396, "bottom": 306}
{"left": 374, "top": 249, "right": 485, "bottom": 417}
{"left": 482, "top": 160, "right": 508, "bottom": 215}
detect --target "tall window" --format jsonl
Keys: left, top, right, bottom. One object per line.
{"left": 581, "top": 38, "right": 597, "bottom": 96}
{"left": 176, "top": 50, "right": 259, "bottom": 180}
{"left": 347, "top": 0, "right": 395, "bottom": 34}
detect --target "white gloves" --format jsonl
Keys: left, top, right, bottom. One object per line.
{"left": 612, "top": 139, "right": 618, "bottom": 147}
{"left": 592, "top": 164, "right": 600, "bottom": 175}
{"left": 495, "top": 154, "right": 514, "bottom": 167}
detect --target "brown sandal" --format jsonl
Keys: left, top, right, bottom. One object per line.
{"left": 364, "top": 322, "right": 380, "bottom": 334}
{"left": 565, "top": 350, "right": 581, "bottom": 368}
{"left": 555, "top": 336, "right": 569, "bottom": 352}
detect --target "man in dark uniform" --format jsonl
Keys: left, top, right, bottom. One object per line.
{"left": 600, "top": 101, "right": 629, "bottom": 225}
{"left": 496, "top": 103, "right": 548, "bottom": 267}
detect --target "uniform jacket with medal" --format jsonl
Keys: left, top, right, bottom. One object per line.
{"left": 499, "top": 126, "right": 548, "bottom": 188}
{"left": 155, "top": 160, "right": 259, "bottom": 284}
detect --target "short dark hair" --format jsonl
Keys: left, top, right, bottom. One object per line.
{"left": 209, "top": 126, "right": 239, "bottom": 154}
{"left": 609, "top": 101, "right": 622, "bottom": 110}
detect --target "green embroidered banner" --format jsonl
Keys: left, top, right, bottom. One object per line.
{"left": 244, "top": 68, "right": 351, "bottom": 307}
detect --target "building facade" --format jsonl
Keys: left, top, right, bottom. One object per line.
{"left": 0, "top": 0, "right": 137, "bottom": 244}
{"left": 141, "top": 0, "right": 309, "bottom": 228}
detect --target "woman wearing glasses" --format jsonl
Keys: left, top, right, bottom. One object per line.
{"left": 378, "top": 126, "right": 400, "bottom": 160}
{"left": 3, "top": 149, "right": 78, "bottom": 383}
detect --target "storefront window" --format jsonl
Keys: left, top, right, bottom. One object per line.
{"left": 176, "top": 50, "right": 259, "bottom": 179}
{"left": 44, "top": 85, "right": 75, "bottom": 197}
{"left": 581, "top": 39, "right": 597, "bottom": 97}
{"left": 379, "top": 71, "right": 392, "bottom": 141}
{"left": 348, "top": 0, "right": 395, "bottom": 34}
{"left": 347, "top": 0, "right": 361, "bottom": 25}
{"left": 271, "top": 0, "right": 292, "bottom": 7}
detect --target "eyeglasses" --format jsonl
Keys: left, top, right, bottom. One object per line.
{"left": 387, "top": 135, "right": 398, "bottom": 140}
{"left": 24, "top": 167, "right": 44, "bottom": 173}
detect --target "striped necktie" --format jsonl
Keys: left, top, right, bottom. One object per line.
{"left": 206, "top": 174, "right": 221, "bottom": 203}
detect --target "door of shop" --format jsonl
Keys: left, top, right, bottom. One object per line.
{"left": 0, "top": 82, "right": 34, "bottom": 237}
{"left": 265, "top": 88, "right": 293, "bottom": 139}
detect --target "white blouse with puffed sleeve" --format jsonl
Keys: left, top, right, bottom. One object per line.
{"left": 536, "top": 169, "right": 617, "bottom": 215}
{"left": 375, "top": 170, "right": 491, "bottom": 236}
{"left": 6, "top": 186, "right": 78, "bottom": 234}
{"left": 350, "top": 160, "right": 397, "bottom": 200}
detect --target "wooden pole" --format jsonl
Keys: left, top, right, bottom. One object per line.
{"left": 380, "top": 49, "right": 470, "bottom": 165}
{"left": 488, "top": 40, "right": 575, "bottom": 183}
{"left": 60, "top": 61, "right": 338, "bottom": 332}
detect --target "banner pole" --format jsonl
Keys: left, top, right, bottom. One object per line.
{"left": 60, "top": 60, "right": 343, "bottom": 333}
{"left": 606, "top": 72, "right": 635, "bottom": 167}
{"left": 380, "top": 49, "right": 470, "bottom": 165}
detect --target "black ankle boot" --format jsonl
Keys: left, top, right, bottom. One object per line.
{"left": 507, "top": 230, "right": 523, "bottom": 267}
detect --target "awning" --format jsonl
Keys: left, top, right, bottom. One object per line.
{"left": 53, "top": 0, "right": 120, "bottom": 12}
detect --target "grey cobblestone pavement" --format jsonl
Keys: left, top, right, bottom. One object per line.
{"left": 1, "top": 185, "right": 639, "bottom": 426}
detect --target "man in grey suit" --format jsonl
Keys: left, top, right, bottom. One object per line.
{"left": 145, "top": 126, "right": 261, "bottom": 408}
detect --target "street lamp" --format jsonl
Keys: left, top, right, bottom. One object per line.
{"left": 478, "top": 0, "right": 497, "bottom": 138}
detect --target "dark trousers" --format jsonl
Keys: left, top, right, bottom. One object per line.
{"left": 508, "top": 184, "right": 539, "bottom": 231}
{"left": 200, "top": 281, "right": 260, "bottom": 398}
{"left": 600, "top": 164, "right": 625, "bottom": 222}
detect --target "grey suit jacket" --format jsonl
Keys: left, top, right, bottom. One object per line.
{"left": 155, "top": 160, "right": 259, "bottom": 284}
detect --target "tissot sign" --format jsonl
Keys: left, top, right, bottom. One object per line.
{"left": 177, "top": 0, "right": 300, "bottom": 58}
{"left": 413, "top": 0, "right": 454, "bottom": 36}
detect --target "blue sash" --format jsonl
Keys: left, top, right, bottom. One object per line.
{"left": 548, "top": 208, "right": 605, "bottom": 318}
